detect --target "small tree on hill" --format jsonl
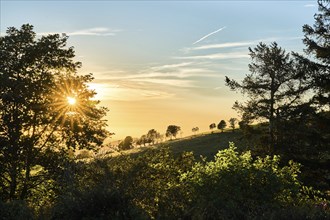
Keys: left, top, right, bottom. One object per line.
{"left": 217, "top": 120, "right": 227, "bottom": 132}
{"left": 166, "top": 125, "right": 181, "bottom": 140}
{"left": 229, "top": 118, "right": 238, "bottom": 132}
{"left": 147, "top": 129, "right": 160, "bottom": 145}
{"left": 209, "top": 123, "right": 216, "bottom": 133}
{"left": 192, "top": 127, "right": 199, "bottom": 135}
{"left": 118, "top": 136, "right": 134, "bottom": 150}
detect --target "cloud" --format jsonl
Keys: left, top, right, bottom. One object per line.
{"left": 68, "top": 27, "right": 121, "bottom": 36}
{"left": 175, "top": 52, "right": 249, "bottom": 60}
{"left": 87, "top": 61, "right": 225, "bottom": 101}
{"left": 192, "top": 41, "right": 254, "bottom": 50}
{"left": 38, "top": 27, "right": 121, "bottom": 37}
{"left": 150, "top": 62, "right": 193, "bottom": 71}
{"left": 193, "top": 26, "right": 226, "bottom": 45}
{"left": 131, "top": 78, "right": 196, "bottom": 88}
{"left": 88, "top": 82, "right": 174, "bottom": 101}
{"left": 304, "top": 4, "right": 316, "bottom": 7}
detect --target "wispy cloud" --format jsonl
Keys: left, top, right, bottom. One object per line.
{"left": 150, "top": 62, "right": 193, "bottom": 71}
{"left": 182, "top": 36, "right": 300, "bottom": 54}
{"left": 192, "top": 41, "right": 254, "bottom": 50}
{"left": 88, "top": 82, "right": 174, "bottom": 101}
{"left": 135, "top": 68, "right": 217, "bottom": 79}
{"left": 68, "top": 27, "right": 121, "bottom": 36}
{"left": 304, "top": 4, "right": 316, "bottom": 7}
{"left": 131, "top": 78, "right": 196, "bottom": 88}
{"left": 87, "top": 61, "right": 224, "bottom": 101}
{"left": 175, "top": 52, "right": 249, "bottom": 60}
{"left": 38, "top": 27, "right": 121, "bottom": 37}
{"left": 193, "top": 26, "right": 226, "bottom": 45}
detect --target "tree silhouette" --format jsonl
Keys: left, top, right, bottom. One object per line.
{"left": 147, "top": 129, "right": 160, "bottom": 145}
{"left": 166, "top": 125, "right": 181, "bottom": 140}
{"left": 229, "top": 118, "right": 238, "bottom": 132}
{"left": 192, "top": 127, "right": 199, "bottom": 135}
{"left": 226, "top": 42, "right": 309, "bottom": 149}
{"left": 217, "top": 120, "right": 227, "bottom": 132}
{"left": 119, "top": 136, "right": 134, "bottom": 150}
{"left": 0, "top": 24, "right": 109, "bottom": 201}
{"left": 209, "top": 123, "right": 216, "bottom": 132}
{"left": 302, "top": 0, "right": 330, "bottom": 107}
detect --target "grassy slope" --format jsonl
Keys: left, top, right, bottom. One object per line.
{"left": 98, "top": 129, "right": 329, "bottom": 192}
{"left": 115, "top": 129, "right": 258, "bottom": 160}
{"left": 163, "top": 130, "right": 248, "bottom": 159}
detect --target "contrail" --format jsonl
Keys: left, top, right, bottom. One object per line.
{"left": 193, "top": 26, "right": 226, "bottom": 45}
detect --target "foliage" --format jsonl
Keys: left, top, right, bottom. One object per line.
{"left": 0, "top": 200, "right": 34, "bottom": 220}
{"left": 224, "top": 2, "right": 330, "bottom": 190}
{"left": 229, "top": 117, "right": 238, "bottom": 131}
{"left": 181, "top": 143, "right": 329, "bottom": 219}
{"left": 166, "top": 125, "right": 181, "bottom": 139}
{"left": 209, "top": 123, "right": 216, "bottom": 131}
{"left": 46, "top": 143, "right": 329, "bottom": 220}
{"left": 225, "top": 42, "right": 311, "bottom": 149}
{"left": 0, "top": 24, "right": 109, "bottom": 203}
{"left": 302, "top": 0, "right": 330, "bottom": 108}
{"left": 146, "top": 129, "right": 161, "bottom": 145}
{"left": 192, "top": 126, "right": 199, "bottom": 134}
{"left": 118, "top": 136, "right": 134, "bottom": 151}
{"left": 217, "top": 120, "right": 227, "bottom": 132}
{"left": 49, "top": 147, "right": 195, "bottom": 219}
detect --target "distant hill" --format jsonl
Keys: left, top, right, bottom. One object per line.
{"left": 103, "top": 129, "right": 259, "bottom": 160}
{"left": 161, "top": 130, "right": 250, "bottom": 159}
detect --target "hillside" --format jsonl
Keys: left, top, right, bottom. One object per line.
{"left": 103, "top": 129, "right": 259, "bottom": 160}
{"left": 162, "top": 130, "right": 249, "bottom": 159}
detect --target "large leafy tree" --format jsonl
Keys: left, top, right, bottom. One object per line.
{"left": 226, "top": 42, "right": 309, "bottom": 149}
{"left": 0, "top": 24, "right": 109, "bottom": 201}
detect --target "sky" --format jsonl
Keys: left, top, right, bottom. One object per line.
{"left": 0, "top": 0, "right": 318, "bottom": 140}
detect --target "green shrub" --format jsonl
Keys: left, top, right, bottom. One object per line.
{"left": 180, "top": 143, "right": 329, "bottom": 219}
{"left": 0, "top": 200, "right": 34, "bottom": 220}
{"left": 46, "top": 144, "right": 329, "bottom": 219}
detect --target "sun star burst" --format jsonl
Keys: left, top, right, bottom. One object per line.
{"left": 67, "top": 96, "right": 76, "bottom": 105}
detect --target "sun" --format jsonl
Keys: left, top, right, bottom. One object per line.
{"left": 67, "top": 96, "right": 76, "bottom": 105}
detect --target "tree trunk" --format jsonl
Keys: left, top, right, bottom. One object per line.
{"left": 269, "top": 73, "right": 276, "bottom": 151}
{"left": 20, "top": 147, "right": 32, "bottom": 200}
{"left": 9, "top": 165, "right": 18, "bottom": 200}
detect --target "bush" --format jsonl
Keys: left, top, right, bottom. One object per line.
{"left": 0, "top": 200, "right": 34, "bottom": 220}
{"left": 46, "top": 144, "right": 329, "bottom": 219}
{"left": 180, "top": 143, "right": 329, "bottom": 219}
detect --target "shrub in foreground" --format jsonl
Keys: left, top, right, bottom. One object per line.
{"left": 48, "top": 144, "right": 329, "bottom": 219}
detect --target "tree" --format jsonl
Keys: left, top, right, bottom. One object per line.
{"left": 192, "top": 127, "right": 199, "bottom": 135}
{"left": 0, "top": 24, "right": 109, "bottom": 202}
{"left": 225, "top": 42, "right": 309, "bottom": 149}
{"left": 147, "top": 129, "right": 160, "bottom": 145}
{"left": 229, "top": 118, "right": 238, "bottom": 132}
{"left": 118, "top": 136, "right": 134, "bottom": 150}
{"left": 166, "top": 125, "right": 181, "bottom": 140}
{"left": 302, "top": 0, "right": 330, "bottom": 107}
{"left": 217, "top": 120, "right": 227, "bottom": 132}
{"left": 137, "top": 135, "right": 147, "bottom": 147}
{"left": 209, "top": 123, "right": 216, "bottom": 132}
